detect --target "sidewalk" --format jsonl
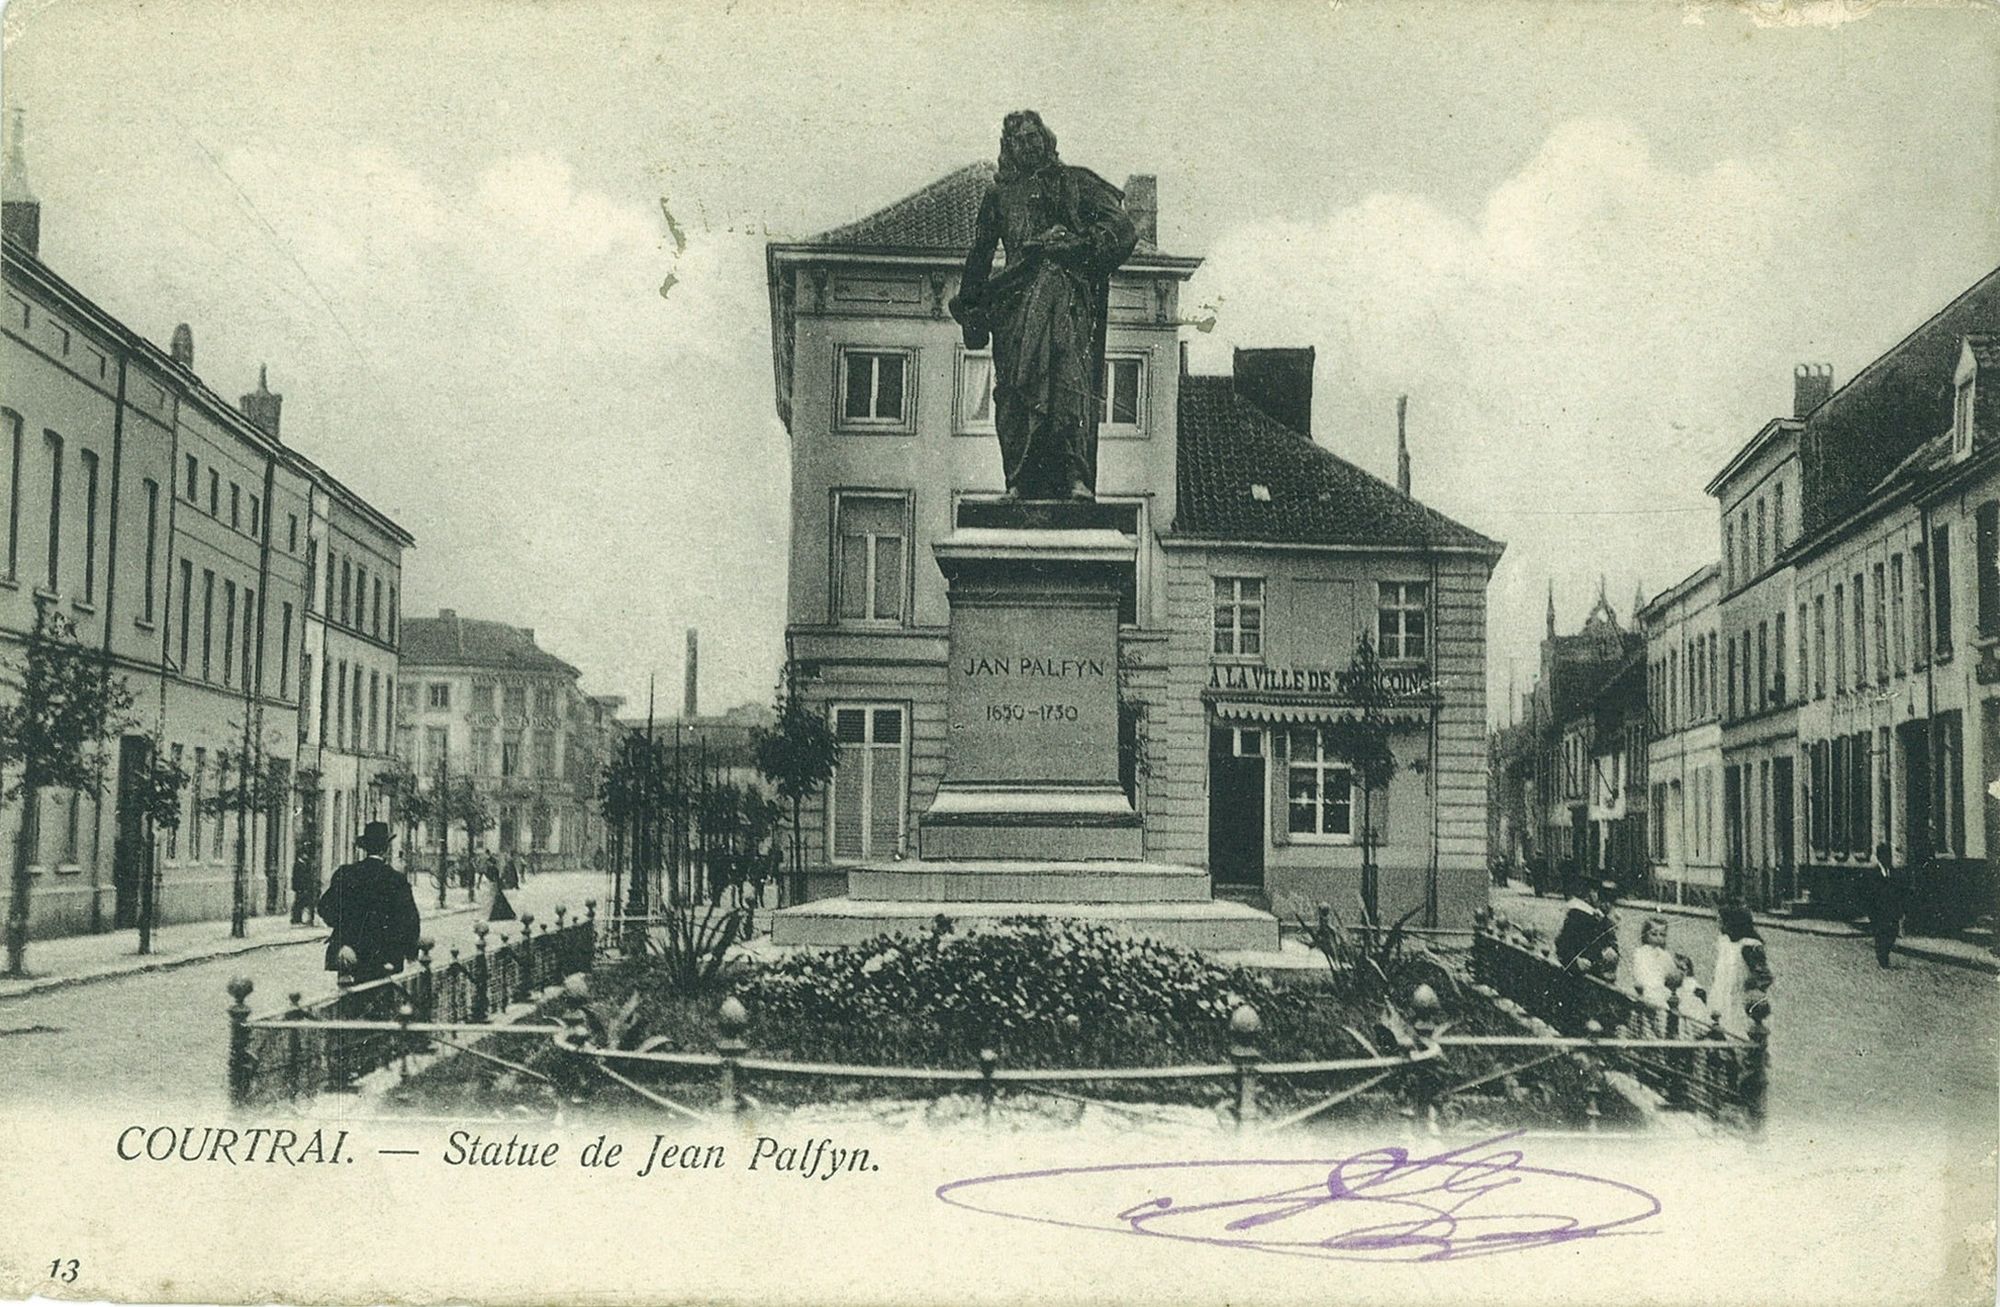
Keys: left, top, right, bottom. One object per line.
{"left": 0, "top": 870, "right": 612, "bottom": 1003}
{"left": 1492, "top": 883, "right": 2000, "bottom": 975}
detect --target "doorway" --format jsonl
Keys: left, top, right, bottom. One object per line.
{"left": 1208, "top": 726, "right": 1265, "bottom": 888}
{"left": 1773, "top": 756, "right": 1795, "bottom": 902}
{"left": 111, "top": 735, "right": 150, "bottom": 929}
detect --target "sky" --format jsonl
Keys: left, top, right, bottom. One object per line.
{"left": 2, "top": 0, "right": 1995, "bottom": 723}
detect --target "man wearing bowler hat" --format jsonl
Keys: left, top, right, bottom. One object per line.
{"left": 318, "top": 820, "right": 422, "bottom": 984}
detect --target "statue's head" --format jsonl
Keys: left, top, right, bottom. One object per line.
{"left": 997, "top": 110, "right": 1058, "bottom": 181}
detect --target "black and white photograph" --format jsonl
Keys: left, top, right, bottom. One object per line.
{"left": 0, "top": 2, "right": 1995, "bottom": 1304}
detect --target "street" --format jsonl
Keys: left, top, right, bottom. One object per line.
{"left": 0, "top": 871, "right": 608, "bottom": 1107}
{"left": 1492, "top": 886, "right": 2000, "bottom": 1138}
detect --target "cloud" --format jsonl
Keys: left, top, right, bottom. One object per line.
{"left": 1188, "top": 117, "right": 1859, "bottom": 717}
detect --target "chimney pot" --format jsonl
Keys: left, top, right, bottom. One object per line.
{"left": 1232, "top": 347, "right": 1315, "bottom": 438}
{"left": 1122, "top": 173, "right": 1158, "bottom": 247}
{"left": 239, "top": 363, "right": 283, "bottom": 439}
{"left": 3, "top": 106, "right": 42, "bottom": 257}
{"left": 170, "top": 323, "right": 195, "bottom": 368}
{"left": 439, "top": 608, "right": 456, "bottom": 620}
{"left": 1395, "top": 394, "right": 1412, "bottom": 497}
{"left": 1793, "top": 362, "right": 1833, "bottom": 418}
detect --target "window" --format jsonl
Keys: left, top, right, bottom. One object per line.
{"left": 388, "top": 585, "right": 398, "bottom": 643}
{"left": 422, "top": 681, "right": 448, "bottom": 713}
{"left": 1213, "top": 577, "right": 1264, "bottom": 657}
{"left": 535, "top": 685, "right": 556, "bottom": 717}
{"left": 183, "top": 454, "right": 197, "bottom": 502}
{"left": 288, "top": 514, "right": 299, "bottom": 553}
{"left": 828, "top": 705, "right": 905, "bottom": 861}
{"left": 177, "top": 559, "right": 193, "bottom": 671}
{"left": 78, "top": 449, "right": 98, "bottom": 602}
{"left": 1891, "top": 554, "right": 1907, "bottom": 674}
{"left": 221, "top": 581, "right": 236, "bottom": 686}
{"left": 351, "top": 664, "right": 364, "bottom": 749}
{"left": 340, "top": 557, "right": 352, "bottom": 627}
{"left": 1833, "top": 584, "right": 1846, "bottom": 692}
{"left": 472, "top": 728, "right": 494, "bottom": 776}
{"left": 1773, "top": 483, "right": 1786, "bottom": 552}
{"left": 1872, "top": 562, "right": 1888, "bottom": 681}
{"left": 957, "top": 352, "right": 996, "bottom": 434}
{"left": 1933, "top": 525, "right": 1955, "bottom": 657}
{"left": 534, "top": 731, "right": 555, "bottom": 777}
{"left": 355, "top": 566, "right": 368, "bottom": 632}
{"left": 2, "top": 409, "right": 18, "bottom": 579}
{"left": 1756, "top": 622, "right": 1768, "bottom": 710}
{"left": 838, "top": 349, "right": 912, "bottom": 429}
{"left": 317, "top": 658, "right": 330, "bottom": 743}
{"left": 371, "top": 576, "right": 382, "bottom": 637}
{"left": 1724, "top": 522, "right": 1734, "bottom": 590}
{"left": 248, "top": 494, "right": 261, "bottom": 538}
{"left": 140, "top": 479, "right": 159, "bottom": 622}
{"left": 334, "top": 661, "right": 348, "bottom": 749}
{"left": 501, "top": 730, "right": 522, "bottom": 778}
{"left": 1813, "top": 595, "right": 1826, "bottom": 699}
{"left": 1957, "top": 378, "right": 1975, "bottom": 452}
{"left": 1377, "top": 581, "right": 1429, "bottom": 662}
{"left": 278, "top": 603, "right": 293, "bottom": 696}
{"left": 369, "top": 672, "right": 380, "bottom": 753}
{"left": 1978, "top": 501, "right": 2000, "bottom": 639}
{"left": 1755, "top": 498, "right": 1766, "bottom": 571}
{"left": 207, "top": 469, "right": 218, "bottom": 516}
{"left": 426, "top": 727, "right": 449, "bottom": 772}
{"left": 1851, "top": 571, "right": 1866, "bottom": 684}
{"left": 1772, "top": 612, "right": 1786, "bottom": 704}
{"left": 1286, "top": 727, "right": 1356, "bottom": 840}
{"left": 43, "top": 430, "right": 62, "bottom": 592}
{"left": 1725, "top": 637, "right": 1736, "bottom": 719}
{"left": 241, "top": 586, "right": 255, "bottom": 688}
{"left": 167, "top": 744, "right": 184, "bottom": 859}
{"left": 190, "top": 748, "right": 205, "bottom": 860}
{"left": 200, "top": 569, "right": 215, "bottom": 680}
{"left": 473, "top": 682, "right": 495, "bottom": 713}
{"left": 1099, "top": 354, "right": 1145, "bottom": 432}
{"left": 835, "top": 493, "right": 907, "bottom": 623}
{"left": 324, "top": 549, "right": 336, "bottom": 617}
{"left": 229, "top": 482, "right": 240, "bottom": 529}
{"left": 1795, "top": 602, "right": 1808, "bottom": 706}
{"left": 1913, "top": 543, "right": 1932, "bottom": 666}
{"left": 503, "top": 683, "right": 526, "bottom": 716}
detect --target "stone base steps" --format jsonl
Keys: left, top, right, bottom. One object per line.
{"left": 847, "top": 858, "right": 1210, "bottom": 904}
{"left": 768, "top": 896, "right": 1282, "bottom": 953}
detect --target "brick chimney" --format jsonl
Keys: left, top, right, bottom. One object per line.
{"left": 1395, "top": 394, "right": 1412, "bottom": 496}
{"left": 170, "top": 324, "right": 194, "bottom": 369}
{"left": 1793, "top": 363, "right": 1833, "bottom": 418}
{"left": 1122, "top": 173, "right": 1157, "bottom": 247}
{"left": 3, "top": 107, "right": 41, "bottom": 256}
{"left": 239, "top": 364, "right": 282, "bottom": 438}
{"left": 438, "top": 608, "right": 456, "bottom": 620}
{"left": 684, "top": 628, "right": 699, "bottom": 719}
{"left": 1232, "top": 347, "right": 1315, "bottom": 437}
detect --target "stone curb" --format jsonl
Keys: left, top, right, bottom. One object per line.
{"left": 1587, "top": 894, "right": 2000, "bottom": 977}
{"left": 0, "top": 900, "right": 484, "bottom": 1004}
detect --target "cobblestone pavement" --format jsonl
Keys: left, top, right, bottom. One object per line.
{"left": 1491, "top": 887, "right": 1999, "bottom": 1136}
{"left": 0, "top": 872, "right": 610, "bottom": 1107}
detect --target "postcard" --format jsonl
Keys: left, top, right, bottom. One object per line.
{"left": 0, "top": 1, "right": 1995, "bottom": 1304}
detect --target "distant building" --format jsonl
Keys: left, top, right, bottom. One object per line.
{"left": 1639, "top": 564, "right": 1724, "bottom": 904}
{"left": 397, "top": 611, "right": 608, "bottom": 867}
{"left": 0, "top": 113, "right": 410, "bottom": 938}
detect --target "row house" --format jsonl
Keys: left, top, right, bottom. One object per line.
{"left": 1638, "top": 564, "right": 1725, "bottom": 903}
{"left": 765, "top": 162, "right": 1503, "bottom": 925}
{"left": 0, "top": 118, "right": 412, "bottom": 937}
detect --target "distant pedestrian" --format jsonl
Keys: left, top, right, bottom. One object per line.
{"left": 318, "top": 821, "right": 422, "bottom": 986}
{"left": 290, "top": 853, "right": 319, "bottom": 925}
{"left": 504, "top": 854, "right": 520, "bottom": 890}
{"left": 1868, "top": 842, "right": 1902, "bottom": 970}
{"left": 484, "top": 851, "right": 501, "bottom": 886}
{"left": 1709, "top": 903, "right": 1773, "bottom": 1037}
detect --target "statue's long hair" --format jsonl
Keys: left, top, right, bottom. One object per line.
{"left": 996, "top": 110, "right": 1059, "bottom": 183}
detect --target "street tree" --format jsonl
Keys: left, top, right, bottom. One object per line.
{"left": 1321, "top": 635, "right": 1401, "bottom": 929}
{"left": 202, "top": 739, "right": 287, "bottom": 938}
{"left": 370, "top": 761, "right": 430, "bottom": 866}
{"left": 753, "top": 653, "right": 837, "bottom": 908}
{"left": 0, "top": 599, "right": 135, "bottom": 975}
{"left": 122, "top": 741, "right": 188, "bottom": 955}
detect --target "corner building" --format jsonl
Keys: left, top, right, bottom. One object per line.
{"left": 766, "top": 163, "right": 1502, "bottom": 926}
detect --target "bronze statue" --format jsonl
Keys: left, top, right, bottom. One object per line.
{"left": 951, "top": 111, "right": 1138, "bottom": 501}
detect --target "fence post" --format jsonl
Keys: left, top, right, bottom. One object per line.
{"left": 1411, "top": 983, "right": 1443, "bottom": 1135}
{"left": 553, "top": 904, "right": 569, "bottom": 973}
{"left": 716, "top": 995, "right": 749, "bottom": 1116}
{"left": 416, "top": 939, "right": 435, "bottom": 1021}
{"left": 516, "top": 913, "right": 537, "bottom": 1002}
{"left": 1229, "top": 1003, "right": 1261, "bottom": 1132}
{"left": 445, "top": 948, "right": 462, "bottom": 1023}
{"left": 978, "top": 1048, "right": 999, "bottom": 1128}
{"left": 472, "top": 922, "right": 491, "bottom": 1022}
{"left": 584, "top": 899, "right": 598, "bottom": 961}
{"left": 284, "top": 991, "right": 309, "bottom": 1101}
{"left": 227, "top": 976, "right": 256, "bottom": 1107}
{"left": 1580, "top": 1019, "right": 1604, "bottom": 1133}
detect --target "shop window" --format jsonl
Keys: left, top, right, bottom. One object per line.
{"left": 1213, "top": 577, "right": 1264, "bottom": 657}
{"left": 1286, "top": 726, "right": 1355, "bottom": 841}
{"left": 829, "top": 705, "right": 905, "bottom": 862}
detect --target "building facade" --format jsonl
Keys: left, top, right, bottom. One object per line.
{"left": 765, "top": 163, "right": 1501, "bottom": 926}
{"left": 0, "top": 127, "right": 410, "bottom": 937}
{"left": 397, "top": 610, "right": 607, "bottom": 869}
{"left": 1640, "top": 564, "right": 1725, "bottom": 903}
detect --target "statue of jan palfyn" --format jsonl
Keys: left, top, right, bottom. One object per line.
{"left": 951, "top": 111, "right": 1139, "bottom": 502}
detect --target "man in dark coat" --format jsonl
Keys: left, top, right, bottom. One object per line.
{"left": 1867, "top": 842, "right": 1902, "bottom": 969}
{"left": 289, "top": 851, "right": 319, "bottom": 925}
{"left": 1555, "top": 882, "right": 1618, "bottom": 974}
{"left": 318, "top": 821, "right": 421, "bottom": 984}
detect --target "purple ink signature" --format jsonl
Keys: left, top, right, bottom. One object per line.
{"left": 936, "top": 1130, "right": 1661, "bottom": 1263}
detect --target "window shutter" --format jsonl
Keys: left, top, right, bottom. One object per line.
{"left": 1268, "top": 727, "right": 1290, "bottom": 848}
{"left": 874, "top": 534, "right": 903, "bottom": 621}
{"left": 838, "top": 534, "right": 867, "bottom": 620}
{"left": 832, "top": 748, "right": 863, "bottom": 860}
{"left": 868, "top": 747, "right": 900, "bottom": 855}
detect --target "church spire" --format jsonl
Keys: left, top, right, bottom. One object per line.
{"left": 3, "top": 106, "right": 42, "bottom": 255}
{"left": 1545, "top": 580, "right": 1556, "bottom": 639}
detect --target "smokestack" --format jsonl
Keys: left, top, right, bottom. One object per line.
{"left": 1793, "top": 363, "right": 1832, "bottom": 418}
{"left": 3, "top": 107, "right": 41, "bottom": 256}
{"left": 1395, "top": 394, "right": 1412, "bottom": 497}
{"left": 239, "top": 364, "right": 282, "bottom": 439}
{"left": 684, "top": 628, "right": 699, "bottom": 719}
{"left": 1122, "top": 174, "right": 1157, "bottom": 247}
{"left": 1232, "top": 347, "right": 1315, "bottom": 437}
{"left": 170, "top": 324, "right": 194, "bottom": 369}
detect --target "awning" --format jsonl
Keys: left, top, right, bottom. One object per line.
{"left": 1207, "top": 698, "right": 1436, "bottom": 727}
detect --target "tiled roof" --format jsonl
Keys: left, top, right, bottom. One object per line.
{"left": 400, "top": 614, "right": 580, "bottom": 678}
{"left": 1171, "top": 375, "right": 1501, "bottom": 553}
{"left": 808, "top": 160, "right": 1163, "bottom": 257}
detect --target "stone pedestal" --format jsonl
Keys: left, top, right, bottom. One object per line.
{"left": 771, "top": 503, "right": 1279, "bottom": 955}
